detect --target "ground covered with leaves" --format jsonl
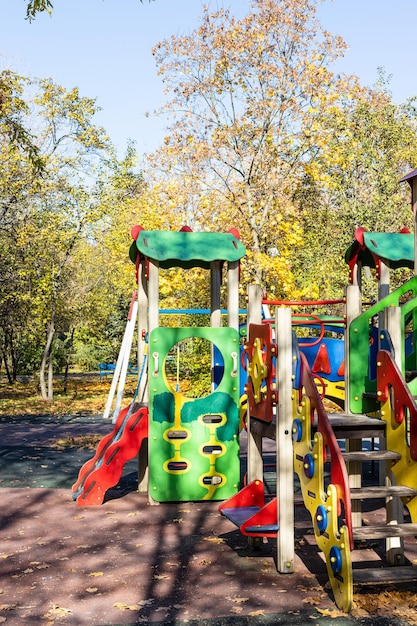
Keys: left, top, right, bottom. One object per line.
{"left": 1, "top": 376, "right": 417, "bottom": 624}
{"left": 0, "top": 373, "right": 137, "bottom": 418}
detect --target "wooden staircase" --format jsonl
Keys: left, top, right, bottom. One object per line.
{"left": 329, "top": 412, "right": 417, "bottom": 586}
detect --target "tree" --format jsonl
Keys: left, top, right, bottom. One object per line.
{"left": 0, "top": 70, "right": 43, "bottom": 172}
{"left": 150, "top": 0, "right": 362, "bottom": 297}
{"left": 293, "top": 74, "right": 417, "bottom": 299}
{"left": 25, "top": 0, "right": 154, "bottom": 21}
{"left": 0, "top": 75, "right": 122, "bottom": 397}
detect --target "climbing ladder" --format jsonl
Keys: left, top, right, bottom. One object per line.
{"left": 220, "top": 286, "right": 417, "bottom": 612}
{"left": 294, "top": 348, "right": 417, "bottom": 611}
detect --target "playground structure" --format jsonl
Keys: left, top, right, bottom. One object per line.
{"left": 73, "top": 225, "right": 246, "bottom": 505}
{"left": 73, "top": 169, "right": 417, "bottom": 613}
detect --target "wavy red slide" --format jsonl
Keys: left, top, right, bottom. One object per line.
{"left": 72, "top": 405, "right": 148, "bottom": 506}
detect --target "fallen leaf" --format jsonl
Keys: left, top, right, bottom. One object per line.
{"left": 316, "top": 607, "right": 346, "bottom": 618}
{"left": 302, "top": 596, "right": 322, "bottom": 606}
{"left": 230, "top": 606, "right": 243, "bottom": 614}
{"left": 231, "top": 597, "right": 249, "bottom": 604}
{"left": 88, "top": 571, "right": 103, "bottom": 577}
{"left": 249, "top": 610, "right": 265, "bottom": 616}
{"left": 23, "top": 568, "right": 33, "bottom": 574}
{"left": 44, "top": 604, "right": 72, "bottom": 618}
{"left": 0, "top": 604, "right": 16, "bottom": 611}
{"left": 153, "top": 574, "right": 169, "bottom": 580}
{"left": 114, "top": 599, "right": 154, "bottom": 611}
{"left": 204, "top": 536, "right": 224, "bottom": 544}
{"left": 86, "top": 587, "right": 98, "bottom": 593}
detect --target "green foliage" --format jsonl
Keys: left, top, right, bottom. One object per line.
{"left": 26, "top": 0, "right": 53, "bottom": 21}
{"left": 4, "top": 0, "right": 417, "bottom": 401}
{"left": 25, "top": 0, "right": 154, "bottom": 21}
{"left": 0, "top": 70, "right": 44, "bottom": 172}
{"left": 293, "top": 76, "right": 417, "bottom": 300}
{"left": 166, "top": 337, "right": 212, "bottom": 398}
{"left": 0, "top": 74, "right": 145, "bottom": 394}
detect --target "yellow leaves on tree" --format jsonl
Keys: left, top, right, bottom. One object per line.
{"left": 148, "top": 0, "right": 363, "bottom": 294}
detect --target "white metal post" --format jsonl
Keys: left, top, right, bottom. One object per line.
{"left": 275, "top": 307, "right": 294, "bottom": 573}
{"left": 246, "top": 284, "right": 263, "bottom": 484}
{"left": 227, "top": 260, "right": 239, "bottom": 332}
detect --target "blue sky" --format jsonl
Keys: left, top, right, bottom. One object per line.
{"left": 1, "top": 0, "right": 416, "bottom": 158}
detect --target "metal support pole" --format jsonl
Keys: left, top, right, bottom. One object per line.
{"left": 275, "top": 307, "right": 294, "bottom": 573}
{"left": 246, "top": 284, "right": 263, "bottom": 485}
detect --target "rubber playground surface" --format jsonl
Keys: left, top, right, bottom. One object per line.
{"left": 1, "top": 411, "right": 417, "bottom": 625}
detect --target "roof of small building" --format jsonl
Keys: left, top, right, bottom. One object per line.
{"left": 345, "top": 228, "right": 414, "bottom": 270}
{"left": 129, "top": 226, "right": 246, "bottom": 269}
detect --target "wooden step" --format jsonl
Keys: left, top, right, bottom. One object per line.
{"left": 353, "top": 523, "right": 417, "bottom": 541}
{"left": 350, "top": 485, "right": 417, "bottom": 500}
{"left": 342, "top": 450, "right": 401, "bottom": 463}
{"left": 221, "top": 506, "right": 260, "bottom": 528}
{"left": 353, "top": 564, "right": 417, "bottom": 585}
{"left": 328, "top": 414, "right": 385, "bottom": 439}
{"left": 220, "top": 506, "right": 279, "bottom": 536}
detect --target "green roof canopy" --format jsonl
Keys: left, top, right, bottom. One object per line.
{"left": 130, "top": 229, "right": 246, "bottom": 269}
{"left": 345, "top": 231, "right": 414, "bottom": 270}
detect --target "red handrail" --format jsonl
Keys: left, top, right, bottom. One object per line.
{"left": 299, "top": 352, "right": 353, "bottom": 548}
{"left": 263, "top": 298, "right": 345, "bottom": 307}
{"left": 377, "top": 349, "right": 417, "bottom": 461}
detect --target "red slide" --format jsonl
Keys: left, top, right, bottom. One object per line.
{"left": 72, "top": 405, "right": 148, "bottom": 506}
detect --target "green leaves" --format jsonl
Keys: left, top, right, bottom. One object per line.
{"left": 25, "top": 0, "right": 154, "bottom": 21}
{"left": 25, "top": 0, "right": 53, "bottom": 21}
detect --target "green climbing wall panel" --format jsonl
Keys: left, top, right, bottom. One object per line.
{"left": 149, "top": 326, "right": 241, "bottom": 502}
{"left": 349, "top": 275, "right": 417, "bottom": 414}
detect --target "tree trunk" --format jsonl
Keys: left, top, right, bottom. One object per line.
{"left": 10, "top": 330, "right": 19, "bottom": 382}
{"left": 40, "top": 321, "right": 55, "bottom": 401}
{"left": 47, "top": 337, "right": 54, "bottom": 400}
{"left": 1, "top": 349, "right": 13, "bottom": 384}
{"left": 63, "top": 327, "right": 74, "bottom": 394}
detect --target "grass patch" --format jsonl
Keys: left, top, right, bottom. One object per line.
{"left": 0, "top": 375, "right": 137, "bottom": 417}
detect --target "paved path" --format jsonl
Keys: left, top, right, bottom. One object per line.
{"left": 0, "top": 413, "right": 415, "bottom": 625}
